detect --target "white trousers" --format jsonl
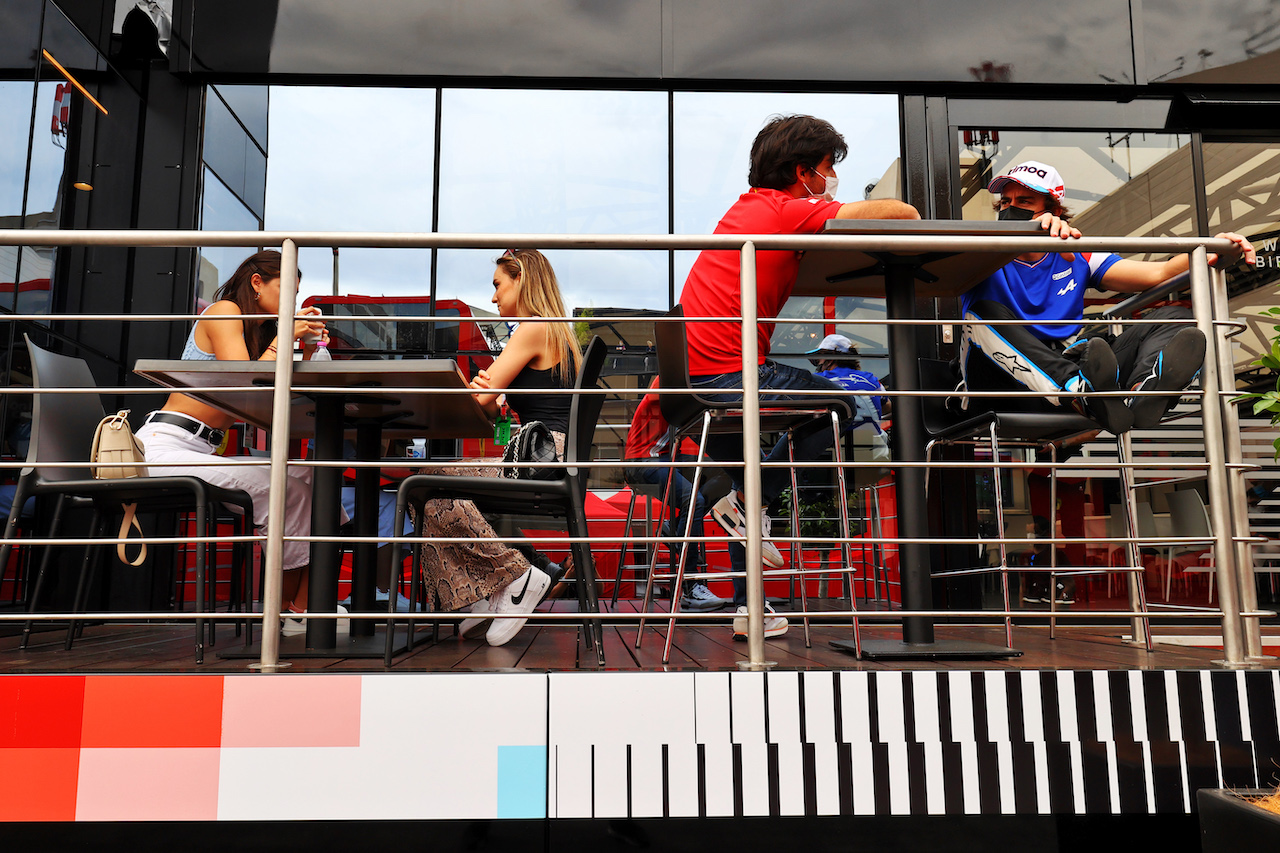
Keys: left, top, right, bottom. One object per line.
{"left": 139, "top": 419, "right": 315, "bottom": 571}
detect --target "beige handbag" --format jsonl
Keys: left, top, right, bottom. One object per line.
{"left": 90, "top": 409, "right": 148, "bottom": 566}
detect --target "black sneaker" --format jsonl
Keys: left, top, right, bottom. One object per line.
{"left": 1127, "top": 327, "right": 1206, "bottom": 429}
{"left": 1070, "top": 338, "right": 1133, "bottom": 435}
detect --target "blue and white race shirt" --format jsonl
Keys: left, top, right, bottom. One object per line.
{"left": 961, "top": 251, "right": 1121, "bottom": 340}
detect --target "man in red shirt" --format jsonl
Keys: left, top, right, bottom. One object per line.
{"left": 680, "top": 114, "right": 919, "bottom": 638}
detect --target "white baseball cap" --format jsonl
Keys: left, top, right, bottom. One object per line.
{"left": 806, "top": 334, "right": 856, "bottom": 356}
{"left": 987, "top": 160, "right": 1066, "bottom": 201}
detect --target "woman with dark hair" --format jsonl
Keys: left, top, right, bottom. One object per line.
{"left": 420, "top": 248, "right": 581, "bottom": 646}
{"left": 138, "top": 250, "right": 331, "bottom": 631}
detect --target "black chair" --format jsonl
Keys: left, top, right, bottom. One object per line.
{"left": 640, "top": 305, "right": 858, "bottom": 660}
{"left": 919, "top": 358, "right": 1150, "bottom": 649}
{"left": 0, "top": 336, "right": 256, "bottom": 662}
{"left": 388, "top": 336, "right": 609, "bottom": 665}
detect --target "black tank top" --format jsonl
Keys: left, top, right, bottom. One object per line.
{"left": 506, "top": 363, "right": 571, "bottom": 434}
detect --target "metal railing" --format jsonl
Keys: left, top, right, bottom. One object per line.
{"left": 0, "top": 228, "right": 1271, "bottom": 670}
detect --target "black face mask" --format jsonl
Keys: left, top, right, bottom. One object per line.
{"left": 998, "top": 206, "right": 1037, "bottom": 221}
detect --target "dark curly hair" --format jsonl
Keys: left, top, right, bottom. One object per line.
{"left": 748, "top": 114, "right": 848, "bottom": 191}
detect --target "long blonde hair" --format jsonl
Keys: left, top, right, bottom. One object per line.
{"left": 495, "top": 249, "right": 583, "bottom": 384}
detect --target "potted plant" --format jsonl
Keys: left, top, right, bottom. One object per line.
{"left": 1234, "top": 305, "right": 1280, "bottom": 458}
{"left": 1197, "top": 786, "right": 1280, "bottom": 852}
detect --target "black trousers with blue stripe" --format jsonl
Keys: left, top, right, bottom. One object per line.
{"left": 960, "top": 300, "right": 1193, "bottom": 411}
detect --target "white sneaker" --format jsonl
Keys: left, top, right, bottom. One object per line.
{"left": 712, "top": 492, "right": 784, "bottom": 568}
{"left": 458, "top": 596, "right": 493, "bottom": 639}
{"left": 485, "top": 567, "right": 551, "bottom": 647}
{"left": 280, "top": 605, "right": 349, "bottom": 637}
{"left": 679, "top": 581, "right": 728, "bottom": 612}
{"left": 732, "top": 604, "right": 789, "bottom": 640}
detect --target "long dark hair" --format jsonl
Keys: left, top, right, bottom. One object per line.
{"left": 212, "top": 250, "right": 299, "bottom": 359}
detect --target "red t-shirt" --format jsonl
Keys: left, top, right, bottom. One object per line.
{"left": 623, "top": 380, "right": 698, "bottom": 460}
{"left": 679, "top": 187, "right": 842, "bottom": 376}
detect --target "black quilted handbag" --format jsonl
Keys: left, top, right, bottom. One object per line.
{"left": 502, "top": 421, "right": 563, "bottom": 481}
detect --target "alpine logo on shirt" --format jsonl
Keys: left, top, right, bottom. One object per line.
{"left": 1056, "top": 279, "right": 1078, "bottom": 296}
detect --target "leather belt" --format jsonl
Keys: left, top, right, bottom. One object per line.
{"left": 145, "top": 411, "right": 225, "bottom": 447}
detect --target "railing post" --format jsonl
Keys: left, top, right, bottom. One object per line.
{"left": 737, "top": 241, "right": 772, "bottom": 670}
{"left": 1188, "top": 246, "right": 1245, "bottom": 664}
{"left": 1210, "top": 267, "right": 1264, "bottom": 658}
{"left": 254, "top": 237, "right": 300, "bottom": 672}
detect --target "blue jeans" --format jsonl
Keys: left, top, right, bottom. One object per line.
{"left": 628, "top": 454, "right": 707, "bottom": 587}
{"left": 690, "top": 361, "right": 855, "bottom": 605}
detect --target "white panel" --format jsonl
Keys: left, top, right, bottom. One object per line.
{"left": 996, "top": 741, "right": 1015, "bottom": 814}
{"left": 739, "top": 740, "right": 770, "bottom": 816}
{"left": 1069, "top": 742, "right": 1086, "bottom": 814}
{"left": 1141, "top": 742, "right": 1156, "bottom": 814}
{"left": 960, "top": 741, "right": 980, "bottom": 814}
{"left": 1104, "top": 742, "right": 1121, "bottom": 814}
{"left": 948, "top": 672, "right": 975, "bottom": 743}
{"left": 1033, "top": 741, "right": 1051, "bottom": 814}
{"left": 849, "top": 741, "right": 877, "bottom": 815}
{"left": 594, "top": 742, "right": 629, "bottom": 818}
{"left": 768, "top": 671, "right": 802, "bottom": 744}
{"left": 776, "top": 741, "right": 805, "bottom": 816}
{"left": 813, "top": 741, "right": 841, "bottom": 816}
{"left": 840, "top": 671, "right": 872, "bottom": 743}
{"left": 1128, "top": 671, "right": 1148, "bottom": 742}
{"left": 629, "top": 745, "right": 666, "bottom": 818}
{"left": 702, "top": 740, "right": 736, "bottom": 817}
{"left": 1165, "top": 671, "right": 1183, "bottom": 742}
{"left": 804, "top": 671, "right": 837, "bottom": 743}
{"left": 985, "top": 672, "right": 1010, "bottom": 743}
{"left": 360, "top": 673, "right": 548, "bottom": 748}
{"left": 556, "top": 743, "right": 595, "bottom": 819}
{"left": 1178, "top": 741, "right": 1191, "bottom": 813}
{"left": 1200, "top": 671, "right": 1218, "bottom": 741}
{"left": 1021, "top": 671, "right": 1044, "bottom": 743}
{"left": 695, "top": 672, "right": 732, "bottom": 744}
{"left": 876, "top": 671, "right": 906, "bottom": 743}
{"left": 1057, "top": 672, "right": 1080, "bottom": 743}
{"left": 732, "top": 672, "right": 767, "bottom": 745}
{"left": 666, "top": 743, "right": 700, "bottom": 818}
{"left": 912, "top": 672, "right": 940, "bottom": 744}
{"left": 887, "top": 741, "right": 910, "bottom": 815}
{"left": 548, "top": 672, "right": 696, "bottom": 747}
{"left": 924, "top": 741, "right": 945, "bottom": 815}
{"left": 1092, "top": 671, "right": 1113, "bottom": 743}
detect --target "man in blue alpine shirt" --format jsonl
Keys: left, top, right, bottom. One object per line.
{"left": 681, "top": 114, "right": 919, "bottom": 639}
{"left": 962, "top": 160, "right": 1255, "bottom": 433}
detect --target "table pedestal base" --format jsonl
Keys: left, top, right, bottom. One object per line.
{"left": 831, "top": 638, "right": 1023, "bottom": 660}
{"left": 219, "top": 625, "right": 423, "bottom": 660}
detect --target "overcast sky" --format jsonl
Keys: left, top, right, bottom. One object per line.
{"left": 264, "top": 86, "right": 902, "bottom": 311}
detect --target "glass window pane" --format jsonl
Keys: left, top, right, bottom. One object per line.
{"left": 437, "top": 88, "right": 669, "bottom": 311}
{"left": 1203, "top": 140, "right": 1280, "bottom": 376}
{"left": 957, "top": 129, "right": 1195, "bottom": 263}
{"left": 266, "top": 85, "right": 438, "bottom": 304}
{"left": 673, "top": 92, "right": 902, "bottom": 235}
{"left": 198, "top": 166, "right": 262, "bottom": 303}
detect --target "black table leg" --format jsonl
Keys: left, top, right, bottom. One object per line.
{"left": 307, "top": 395, "right": 345, "bottom": 649}
{"left": 351, "top": 421, "right": 381, "bottom": 637}
{"left": 883, "top": 258, "right": 933, "bottom": 645}
{"left": 831, "top": 257, "right": 1019, "bottom": 661}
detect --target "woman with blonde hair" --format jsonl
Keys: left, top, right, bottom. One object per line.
{"left": 419, "top": 248, "right": 581, "bottom": 646}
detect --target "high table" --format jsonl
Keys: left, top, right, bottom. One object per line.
{"left": 793, "top": 219, "right": 1045, "bottom": 659}
{"left": 134, "top": 359, "right": 493, "bottom": 656}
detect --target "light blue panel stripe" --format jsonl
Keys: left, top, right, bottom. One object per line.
{"left": 497, "top": 745, "right": 547, "bottom": 819}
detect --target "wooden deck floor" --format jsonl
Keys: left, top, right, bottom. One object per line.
{"left": 1, "top": 600, "right": 1272, "bottom": 674}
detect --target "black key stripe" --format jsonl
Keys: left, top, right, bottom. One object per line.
{"left": 1176, "top": 670, "right": 1208, "bottom": 744}
{"left": 1244, "top": 671, "right": 1279, "bottom": 743}
{"left": 1040, "top": 672, "right": 1064, "bottom": 744}
{"left": 1210, "top": 671, "right": 1244, "bottom": 744}
{"left": 1074, "top": 672, "right": 1098, "bottom": 744}
{"left": 1143, "top": 671, "right": 1172, "bottom": 743}
{"left": 1006, "top": 671, "right": 1026, "bottom": 744}
{"left": 941, "top": 741, "right": 966, "bottom": 815}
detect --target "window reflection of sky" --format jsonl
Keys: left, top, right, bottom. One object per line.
{"left": 0, "top": 82, "right": 34, "bottom": 219}
{"left": 264, "top": 85, "right": 901, "bottom": 329}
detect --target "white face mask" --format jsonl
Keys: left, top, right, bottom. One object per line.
{"left": 805, "top": 167, "right": 838, "bottom": 201}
